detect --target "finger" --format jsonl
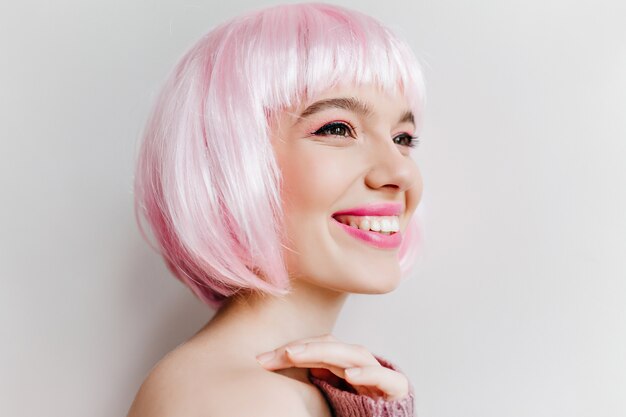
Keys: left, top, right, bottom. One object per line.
{"left": 343, "top": 365, "right": 410, "bottom": 400}
{"left": 289, "top": 341, "right": 380, "bottom": 368}
{"left": 255, "top": 334, "right": 340, "bottom": 364}
{"left": 256, "top": 335, "right": 340, "bottom": 366}
{"left": 259, "top": 341, "right": 378, "bottom": 371}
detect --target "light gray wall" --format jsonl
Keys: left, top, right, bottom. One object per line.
{"left": 1, "top": 1, "right": 624, "bottom": 416}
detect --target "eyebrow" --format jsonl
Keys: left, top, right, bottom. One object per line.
{"left": 294, "top": 96, "right": 415, "bottom": 127}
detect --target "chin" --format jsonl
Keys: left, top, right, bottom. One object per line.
{"left": 359, "top": 278, "right": 401, "bottom": 294}
{"left": 340, "top": 263, "right": 402, "bottom": 295}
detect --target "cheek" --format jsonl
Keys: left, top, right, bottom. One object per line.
{"left": 406, "top": 164, "right": 424, "bottom": 215}
{"left": 279, "top": 145, "right": 354, "bottom": 214}
{"left": 276, "top": 146, "right": 345, "bottom": 277}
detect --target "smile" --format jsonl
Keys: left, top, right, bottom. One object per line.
{"left": 331, "top": 215, "right": 402, "bottom": 249}
{"left": 333, "top": 214, "right": 400, "bottom": 233}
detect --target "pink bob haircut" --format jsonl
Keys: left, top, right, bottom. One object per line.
{"left": 134, "top": 2, "right": 427, "bottom": 311}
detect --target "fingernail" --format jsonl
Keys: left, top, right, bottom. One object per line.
{"left": 285, "top": 344, "right": 306, "bottom": 355}
{"left": 345, "top": 367, "right": 361, "bottom": 377}
{"left": 256, "top": 350, "right": 276, "bottom": 364}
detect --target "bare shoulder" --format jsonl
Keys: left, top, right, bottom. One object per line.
{"left": 126, "top": 341, "right": 318, "bottom": 417}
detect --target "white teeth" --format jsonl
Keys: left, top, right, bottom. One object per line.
{"left": 334, "top": 215, "right": 400, "bottom": 234}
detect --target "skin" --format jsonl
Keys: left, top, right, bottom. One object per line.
{"left": 126, "top": 83, "right": 423, "bottom": 416}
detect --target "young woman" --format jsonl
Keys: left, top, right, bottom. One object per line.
{"left": 127, "top": 3, "right": 426, "bottom": 416}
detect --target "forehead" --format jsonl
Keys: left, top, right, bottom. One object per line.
{"left": 302, "top": 83, "right": 408, "bottom": 109}
{"left": 284, "top": 83, "right": 413, "bottom": 126}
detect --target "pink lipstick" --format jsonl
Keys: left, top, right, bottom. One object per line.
{"left": 330, "top": 202, "right": 403, "bottom": 250}
{"left": 332, "top": 202, "right": 402, "bottom": 217}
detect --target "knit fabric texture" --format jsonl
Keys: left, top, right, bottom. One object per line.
{"left": 307, "top": 354, "right": 415, "bottom": 417}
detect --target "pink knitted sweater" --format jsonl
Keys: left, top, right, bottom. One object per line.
{"left": 307, "top": 354, "right": 415, "bottom": 417}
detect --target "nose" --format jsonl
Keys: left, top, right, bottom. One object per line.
{"left": 364, "top": 137, "right": 418, "bottom": 193}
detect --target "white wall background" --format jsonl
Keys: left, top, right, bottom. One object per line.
{"left": 1, "top": 1, "right": 624, "bottom": 416}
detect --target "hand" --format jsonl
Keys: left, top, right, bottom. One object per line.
{"left": 255, "top": 334, "right": 410, "bottom": 401}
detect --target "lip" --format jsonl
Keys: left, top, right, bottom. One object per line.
{"left": 332, "top": 202, "right": 403, "bottom": 217}
{"left": 331, "top": 218, "right": 403, "bottom": 249}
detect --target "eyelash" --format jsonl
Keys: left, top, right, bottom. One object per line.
{"left": 312, "top": 121, "right": 420, "bottom": 148}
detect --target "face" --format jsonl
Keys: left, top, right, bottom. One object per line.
{"left": 269, "top": 83, "right": 423, "bottom": 294}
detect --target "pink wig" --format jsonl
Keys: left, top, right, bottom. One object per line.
{"left": 134, "top": 2, "right": 427, "bottom": 310}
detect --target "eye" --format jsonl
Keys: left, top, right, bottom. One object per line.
{"left": 313, "top": 123, "right": 420, "bottom": 148}
{"left": 393, "top": 133, "right": 420, "bottom": 148}
{"left": 313, "top": 122, "right": 355, "bottom": 138}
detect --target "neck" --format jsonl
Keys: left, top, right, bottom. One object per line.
{"left": 196, "top": 278, "right": 349, "bottom": 356}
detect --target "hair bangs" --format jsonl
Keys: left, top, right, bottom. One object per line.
{"left": 239, "top": 3, "right": 426, "bottom": 131}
